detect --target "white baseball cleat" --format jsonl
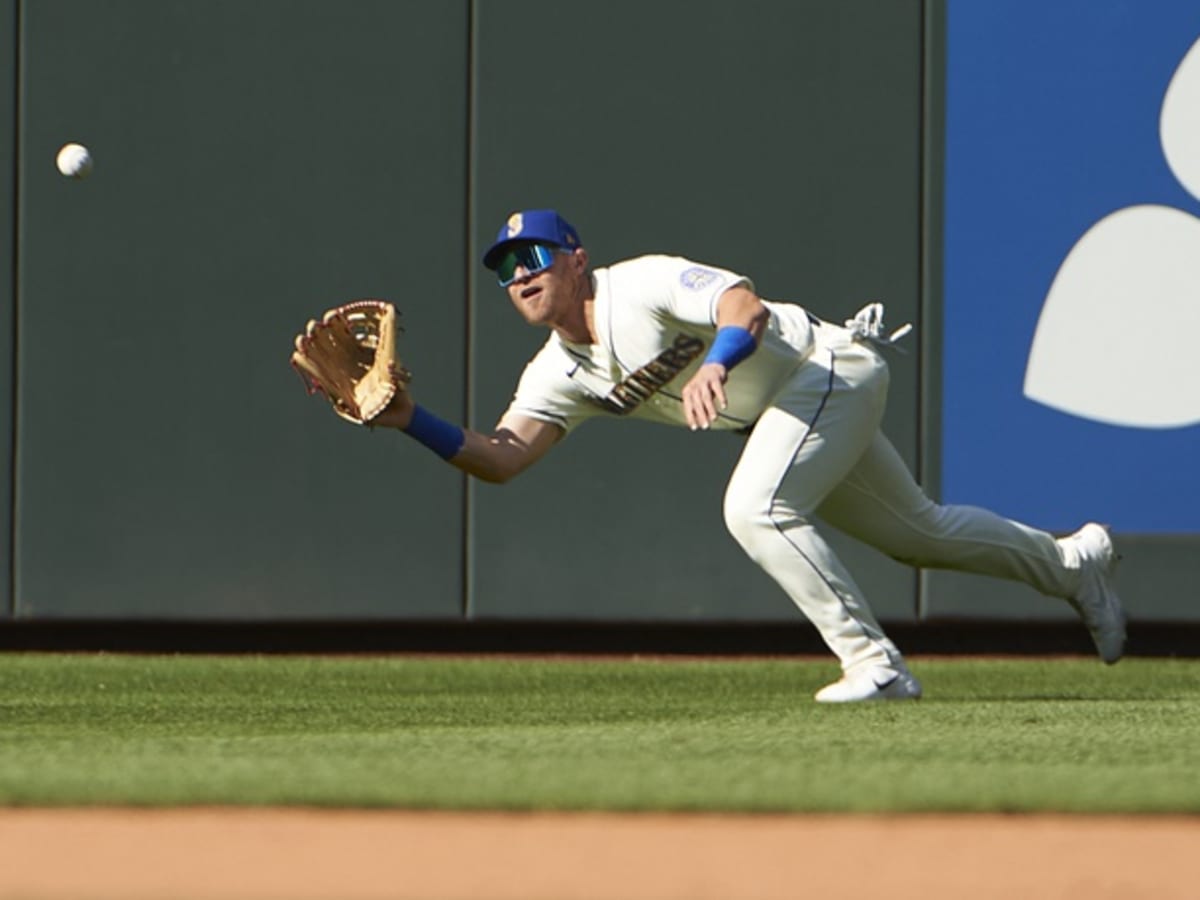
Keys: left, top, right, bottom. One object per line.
{"left": 1061, "top": 523, "right": 1127, "bottom": 664}
{"left": 814, "top": 665, "right": 923, "bottom": 703}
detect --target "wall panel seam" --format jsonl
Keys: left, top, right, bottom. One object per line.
{"left": 4, "top": 0, "right": 22, "bottom": 618}
{"left": 462, "top": 0, "right": 478, "bottom": 620}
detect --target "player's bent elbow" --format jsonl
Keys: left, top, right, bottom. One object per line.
{"left": 473, "top": 466, "right": 514, "bottom": 485}
{"left": 464, "top": 453, "right": 526, "bottom": 485}
{"left": 466, "top": 419, "right": 558, "bottom": 484}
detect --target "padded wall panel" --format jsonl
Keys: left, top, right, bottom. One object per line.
{"left": 15, "top": 0, "right": 469, "bottom": 618}
{"left": 469, "top": 0, "right": 924, "bottom": 621}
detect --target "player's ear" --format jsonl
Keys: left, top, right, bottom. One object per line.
{"left": 570, "top": 247, "right": 589, "bottom": 273}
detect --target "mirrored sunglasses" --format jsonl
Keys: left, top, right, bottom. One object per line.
{"left": 496, "top": 243, "right": 560, "bottom": 287}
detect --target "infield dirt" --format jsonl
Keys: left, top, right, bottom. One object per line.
{"left": 0, "top": 809, "right": 1195, "bottom": 899}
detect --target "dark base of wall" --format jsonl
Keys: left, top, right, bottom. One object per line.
{"left": 0, "top": 619, "right": 1196, "bottom": 658}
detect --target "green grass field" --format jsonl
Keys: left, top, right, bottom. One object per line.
{"left": 1, "top": 653, "right": 1198, "bottom": 813}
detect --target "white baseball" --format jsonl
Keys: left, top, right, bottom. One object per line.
{"left": 56, "top": 143, "right": 94, "bottom": 178}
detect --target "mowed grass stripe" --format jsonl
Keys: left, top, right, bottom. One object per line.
{"left": 0, "top": 654, "right": 1197, "bottom": 812}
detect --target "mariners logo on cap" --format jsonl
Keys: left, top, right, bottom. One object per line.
{"left": 506, "top": 213, "right": 524, "bottom": 238}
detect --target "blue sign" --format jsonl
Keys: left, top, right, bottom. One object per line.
{"left": 942, "top": 1, "right": 1200, "bottom": 532}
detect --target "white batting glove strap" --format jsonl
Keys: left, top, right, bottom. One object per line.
{"left": 845, "top": 302, "right": 913, "bottom": 352}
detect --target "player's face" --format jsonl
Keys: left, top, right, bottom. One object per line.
{"left": 505, "top": 246, "right": 588, "bottom": 327}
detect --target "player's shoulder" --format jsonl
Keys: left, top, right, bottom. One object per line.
{"left": 602, "top": 254, "right": 741, "bottom": 292}
{"left": 604, "top": 254, "right": 703, "bottom": 277}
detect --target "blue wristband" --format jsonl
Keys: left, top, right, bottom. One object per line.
{"left": 704, "top": 326, "right": 757, "bottom": 371}
{"left": 403, "top": 405, "right": 465, "bottom": 460}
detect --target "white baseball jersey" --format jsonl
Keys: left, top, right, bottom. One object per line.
{"left": 504, "top": 255, "right": 818, "bottom": 434}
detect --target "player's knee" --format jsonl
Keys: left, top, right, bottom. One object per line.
{"left": 722, "top": 493, "right": 752, "bottom": 543}
{"left": 722, "top": 492, "right": 773, "bottom": 554}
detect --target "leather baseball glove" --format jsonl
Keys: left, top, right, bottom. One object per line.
{"left": 290, "top": 300, "right": 408, "bottom": 424}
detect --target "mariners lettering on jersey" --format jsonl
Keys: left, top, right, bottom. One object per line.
{"left": 588, "top": 333, "right": 706, "bottom": 416}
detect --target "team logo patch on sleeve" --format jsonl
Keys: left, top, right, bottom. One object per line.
{"left": 680, "top": 267, "right": 722, "bottom": 291}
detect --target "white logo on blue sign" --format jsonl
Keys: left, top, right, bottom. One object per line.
{"left": 1025, "top": 34, "right": 1200, "bottom": 430}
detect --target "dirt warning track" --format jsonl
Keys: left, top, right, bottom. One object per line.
{"left": 0, "top": 809, "right": 1196, "bottom": 900}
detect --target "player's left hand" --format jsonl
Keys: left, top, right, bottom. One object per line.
{"left": 682, "top": 363, "right": 728, "bottom": 430}
{"left": 290, "top": 299, "right": 409, "bottom": 425}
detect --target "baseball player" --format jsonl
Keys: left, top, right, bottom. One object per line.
{"left": 375, "top": 209, "right": 1127, "bottom": 702}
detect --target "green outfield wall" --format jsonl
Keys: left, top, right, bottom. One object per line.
{"left": 0, "top": 0, "right": 1192, "bottom": 627}
{"left": 9, "top": 0, "right": 470, "bottom": 619}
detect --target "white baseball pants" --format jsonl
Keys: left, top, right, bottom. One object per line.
{"left": 722, "top": 323, "right": 1083, "bottom": 675}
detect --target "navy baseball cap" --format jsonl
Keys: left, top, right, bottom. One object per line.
{"left": 482, "top": 209, "right": 582, "bottom": 270}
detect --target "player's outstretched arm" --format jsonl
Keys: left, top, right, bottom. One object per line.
{"left": 450, "top": 412, "right": 562, "bottom": 483}
{"left": 375, "top": 392, "right": 561, "bottom": 484}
